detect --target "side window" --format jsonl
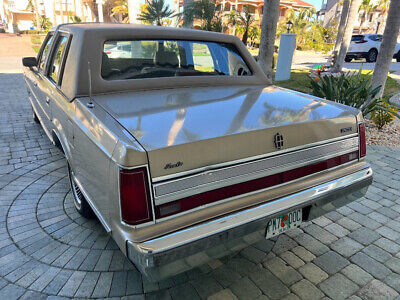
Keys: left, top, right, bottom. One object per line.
{"left": 38, "top": 34, "right": 53, "bottom": 70}
{"left": 49, "top": 35, "right": 69, "bottom": 84}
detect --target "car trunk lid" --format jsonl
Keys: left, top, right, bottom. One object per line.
{"left": 94, "top": 85, "right": 359, "bottom": 218}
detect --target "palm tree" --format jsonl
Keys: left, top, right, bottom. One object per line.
{"left": 248, "top": 25, "right": 260, "bottom": 47}
{"left": 258, "top": 0, "right": 280, "bottom": 83}
{"left": 332, "top": 0, "right": 350, "bottom": 65}
{"left": 27, "top": 0, "right": 41, "bottom": 30}
{"left": 367, "top": 0, "right": 400, "bottom": 103}
{"left": 227, "top": 9, "right": 237, "bottom": 35}
{"left": 282, "top": 8, "right": 313, "bottom": 45}
{"left": 183, "top": 0, "right": 194, "bottom": 27}
{"left": 111, "top": 0, "right": 129, "bottom": 22}
{"left": 331, "top": 0, "right": 362, "bottom": 73}
{"left": 138, "top": 0, "right": 174, "bottom": 26}
{"left": 235, "top": 6, "right": 255, "bottom": 44}
{"left": 358, "top": 0, "right": 377, "bottom": 33}
{"left": 184, "top": 0, "right": 220, "bottom": 31}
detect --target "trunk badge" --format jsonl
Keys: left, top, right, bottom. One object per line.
{"left": 274, "top": 133, "right": 284, "bottom": 150}
{"left": 164, "top": 161, "right": 183, "bottom": 170}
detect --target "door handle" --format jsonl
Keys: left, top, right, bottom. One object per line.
{"left": 46, "top": 97, "right": 50, "bottom": 105}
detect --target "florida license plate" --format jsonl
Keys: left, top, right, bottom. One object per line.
{"left": 266, "top": 209, "right": 302, "bottom": 239}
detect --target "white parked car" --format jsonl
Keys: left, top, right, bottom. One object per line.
{"left": 104, "top": 41, "right": 133, "bottom": 58}
{"left": 346, "top": 34, "right": 400, "bottom": 63}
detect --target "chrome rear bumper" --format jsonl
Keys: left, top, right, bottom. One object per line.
{"left": 127, "top": 166, "right": 372, "bottom": 281}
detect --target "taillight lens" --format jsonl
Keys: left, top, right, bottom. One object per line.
{"left": 120, "top": 167, "right": 153, "bottom": 225}
{"left": 358, "top": 123, "right": 366, "bottom": 158}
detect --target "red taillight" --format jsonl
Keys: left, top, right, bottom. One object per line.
{"left": 106, "top": 51, "right": 111, "bottom": 54}
{"left": 358, "top": 123, "right": 366, "bottom": 158}
{"left": 120, "top": 167, "right": 153, "bottom": 225}
{"left": 355, "top": 40, "right": 367, "bottom": 44}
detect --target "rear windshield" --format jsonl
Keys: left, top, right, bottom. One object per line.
{"left": 102, "top": 39, "right": 252, "bottom": 80}
{"left": 351, "top": 35, "right": 364, "bottom": 42}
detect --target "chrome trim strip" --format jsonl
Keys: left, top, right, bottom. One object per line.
{"left": 153, "top": 137, "right": 359, "bottom": 205}
{"left": 152, "top": 133, "right": 358, "bottom": 183}
{"left": 154, "top": 159, "right": 359, "bottom": 223}
{"left": 73, "top": 176, "right": 112, "bottom": 233}
{"left": 134, "top": 166, "right": 372, "bottom": 254}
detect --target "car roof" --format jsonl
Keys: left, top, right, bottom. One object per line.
{"left": 49, "top": 23, "right": 268, "bottom": 100}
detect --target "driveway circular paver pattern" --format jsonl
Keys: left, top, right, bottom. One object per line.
{"left": 0, "top": 74, "right": 400, "bottom": 299}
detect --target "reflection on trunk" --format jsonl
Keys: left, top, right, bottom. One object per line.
{"left": 260, "top": 99, "right": 326, "bottom": 126}
{"left": 226, "top": 89, "right": 262, "bottom": 134}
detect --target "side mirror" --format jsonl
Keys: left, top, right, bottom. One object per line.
{"left": 22, "top": 57, "right": 37, "bottom": 68}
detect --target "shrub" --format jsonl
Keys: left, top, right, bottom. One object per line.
{"left": 30, "top": 35, "right": 43, "bottom": 45}
{"left": 310, "top": 71, "right": 399, "bottom": 126}
{"left": 371, "top": 100, "right": 398, "bottom": 129}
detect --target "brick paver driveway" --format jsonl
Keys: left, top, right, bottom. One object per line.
{"left": 1, "top": 73, "right": 400, "bottom": 300}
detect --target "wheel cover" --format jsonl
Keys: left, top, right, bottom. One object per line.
{"left": 369, "top": 50, "right": 377, "bottom": 61}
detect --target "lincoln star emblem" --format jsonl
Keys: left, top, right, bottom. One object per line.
{"left": 274, "top": 133, "right": 284, "bottom": 149}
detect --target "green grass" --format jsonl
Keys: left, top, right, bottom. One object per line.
{"left": 32, "top": 46, "right": 40, "bottom": 53}
{"left": 273, "top": 69, "right": 400, "bottom": 100}
{"left": 273, "top": 69, "right": 313, "bottom": 94}
{"left": 193, "top": 52, "right": 211, "bottom": 56}
{"left": 30, "top": 35, "right": 44, "bottom": 45}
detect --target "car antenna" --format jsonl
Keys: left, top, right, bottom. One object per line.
{"left": 87, "top": 61, "right": 94, "bottom": 108}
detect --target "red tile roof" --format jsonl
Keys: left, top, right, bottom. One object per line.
{"left": 292, "top": 0, "right": 314, "bottom": 8}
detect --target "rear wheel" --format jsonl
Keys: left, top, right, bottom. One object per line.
{"left": 68, "top": 163, "right": 94, "bottom": 218}
{"left": 366, "top": 49, "right": 378, "bottom": 63}
{"left": 33, "top": 110, "right": 39, "bottom": 123}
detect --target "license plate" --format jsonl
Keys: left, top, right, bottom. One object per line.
{"left": 266, "top": 209, "right": 302, "bottom": 239}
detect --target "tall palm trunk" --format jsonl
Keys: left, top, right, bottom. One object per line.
{"left": 183, "top": 0, "right": 193, "bottom": 27}
{"left": 258, "top": 0, "right": 280, "bottom": 84}
{"left": 332, "top": 0, "right": 362, "bottom": 73}
{"left": 358, "top": 11, "right": 366, "bottom": 33}
{"left": 332, "top": 0, "right": 350, "bottom": 65}
{"left": 33, "top": 0, "right": 41, "bottom": 30}
{"left": 367, "top": 0, "right": 400, "bottom": 103}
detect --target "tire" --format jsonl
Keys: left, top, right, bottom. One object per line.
{"left": 366, "top": 49, "right": 378, "bottom": 63}
{"left": 345, "top": 57, "right": 352, "bottom": 62}
{"left": 68, "top": 163, "right": 94, "bottom": 218}
{"left": 33, "top": 110, "right": 39, "bottom": 123}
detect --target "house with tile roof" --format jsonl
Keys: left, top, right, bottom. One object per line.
{"left": 173, "top": 0, "right": 314, "bottom": 33}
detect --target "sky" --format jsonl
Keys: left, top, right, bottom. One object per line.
{"left": 307, "top": 0, "right": 323, "bottom": 10}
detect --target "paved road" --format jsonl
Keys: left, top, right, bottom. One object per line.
{"left": 291, "top": 50, "right": 400, "bottom": 83}
{"left": 1, "top": 73, "right": 400, "bottom": 299}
